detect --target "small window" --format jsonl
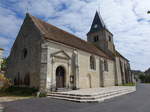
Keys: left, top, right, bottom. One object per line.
{"left": 108, "top": 36, "right": 111, "bottom": 42}
{"left": 94, "top": 36, "right": 99, "bottom": 42}
{"left": 104, "top": 59, "right": 108, "bottom": 71}
{"left": 90, "top": 56, "right": 96, "bottom": 70}
{"left": 22, "top": 48, "right": 28, "bottom": 59}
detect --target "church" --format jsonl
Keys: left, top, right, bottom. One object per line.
{"left": 6, "top": 11, "right": 134, "bottom": 92}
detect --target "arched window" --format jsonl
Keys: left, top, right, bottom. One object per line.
{"left": 22, "top": 48, "right": 28, "bottom": 59}
{"left": 94, "top": 35, "right": 99, "bottom": 42}
{"left": 90, "top": 56, "right": 96, "bottom": 70}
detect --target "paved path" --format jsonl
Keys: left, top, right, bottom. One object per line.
{"left": 2, "top": 84, "right": 150, "bottom": 112}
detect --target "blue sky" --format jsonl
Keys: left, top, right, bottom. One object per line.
{"left": 0, "top": 0, "right": 150, "bottom": 71}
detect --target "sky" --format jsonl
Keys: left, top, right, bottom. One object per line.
{"left": 0, "top": 0, "right": 150, "bottom": 71}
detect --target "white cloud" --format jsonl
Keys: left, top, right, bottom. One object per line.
{"left": 0, "top": 37, "right": 10, "bottom": 47}
{"left": 0, "top": 7, "right": 22, "bottom": 38}
{"left": 0, "top": 0, "right": 150, "bottom": 71}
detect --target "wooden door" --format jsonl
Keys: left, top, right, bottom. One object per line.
{"left": 56, "top": 66, "right": 65, "bottom": 88}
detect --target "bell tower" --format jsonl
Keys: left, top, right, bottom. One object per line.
{"left": 87, "top": 11, "right": 115, "bottom": 56}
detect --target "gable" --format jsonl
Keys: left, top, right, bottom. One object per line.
{"left": 51, "top": 50, "right": 70, "bottom": 60}
{"left": 8, "top": 14, "right": 43, "bottom": 63}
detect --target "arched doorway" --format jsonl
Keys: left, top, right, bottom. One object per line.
{"left": 56, "top": 66, "right": 65, "bottom": 88}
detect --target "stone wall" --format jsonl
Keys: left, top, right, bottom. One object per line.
{"left": 87, "top": 29, "right": 115, "bottom": 57}
{"left": 6, "top": 15, "right": 42, "bottom": 88}
{"left": 115, "top": 56, "right": 132, "bottom": 85}
{"left": 43, "top": 40, "right": 116, "bottom": 91}
{"left": 43, "top": 41, "right": 74, "bottom": 91}
{"left": 103, "top": 60, "right": 115, "bottom": 86}
{"left": 115, "top": 57, "right": 122, "bottom": 85}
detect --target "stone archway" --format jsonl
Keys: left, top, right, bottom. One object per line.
{"left": 56, "top": 66, "right": 65, "bottom": 88}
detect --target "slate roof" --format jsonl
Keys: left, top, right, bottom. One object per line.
{"left": 87, "top": 11, "right": 106, "bottom": 34}
{"left": 27, "top": 13, "right": 112, "bottom": 60}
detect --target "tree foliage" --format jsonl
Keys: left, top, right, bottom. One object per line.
{"left": 1, "top": 58, "right": 8, "bottom": 71}
{"left": 139, "top": 74, "right": 150, "bottom": 83}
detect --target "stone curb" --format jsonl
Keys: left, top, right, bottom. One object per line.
{"left": 0, "top": 104, "right": 4, "bottom": 112}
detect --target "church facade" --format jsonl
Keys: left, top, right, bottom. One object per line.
{"left": 6, "top": 12, "right": 133, "bottom": 92}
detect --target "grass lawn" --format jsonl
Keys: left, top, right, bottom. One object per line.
{"left": 121, "top": 83, "right": 136, "bottom": 86}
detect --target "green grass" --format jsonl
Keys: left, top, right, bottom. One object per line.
{"left": 0, "top": 86, "right": 38, "bottom": 97}
{"left": 121, "top": 83, "right": 136, "bottom": 86}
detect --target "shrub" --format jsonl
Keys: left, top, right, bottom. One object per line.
{"left": 0, "top": 74, "right": 12, "bottom": 89}
{"left": 38, "top": 92, "right": 47, "bottom": 97}
{"left": 139, "top": 74, "right": 150, "bottom": 83}
{"left": 0, "top": 86, "right": 38, "bottom": 96}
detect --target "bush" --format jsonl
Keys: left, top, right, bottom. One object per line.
{"left": 38, "top": 92, "right": 47, "bottom": 97}
{"left": 0, "top": 86, "right": 38, "bottom": 97}
{"left": 0, "top": 74, "right": 12, "bottom": 89}
{"left": 139, "top": 74, "right": 150, "bottom": 83}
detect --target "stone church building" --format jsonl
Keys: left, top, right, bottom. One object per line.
{"left": 6, "top": 11, "right": 133, "bottom": 92}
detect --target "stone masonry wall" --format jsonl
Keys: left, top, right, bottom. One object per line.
{"left": 44, "top": 40, "right": 116, "bottom": 90}
{"left": 6, "top": 16, "right": 42, "bottom": 88}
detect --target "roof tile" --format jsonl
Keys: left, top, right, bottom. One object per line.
{"left": 28, "top": 13, "right": 112, "bottom": 60}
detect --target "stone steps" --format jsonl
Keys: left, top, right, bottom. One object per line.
{"left": 48, "top": 89, "right": 131, "bottom": 99}
{"left": 0, "top": 104, "right": 4, "bottom": 112}
{"left": 48, "top": 90, "right": 134, "bottom": 103}
{"left": 56, "top": 88, "right": 72, "bottom": 92}
{"left": 47, "top": 87, "right": 136, "bottom": 103}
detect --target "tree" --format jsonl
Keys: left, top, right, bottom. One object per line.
{"left": 139, "top": 74, "right": 145, "bottom": 83}
{"left": 1, "top": 58, "right": 8, "bottom": 71}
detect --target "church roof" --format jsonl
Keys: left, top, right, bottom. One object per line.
{"left": 27, "top": 13, "right": 112, "bottom": 60}
{"left": 116, "top": 51, "right": 129, "bottom": 62}
{"left": 87, "top": 11, "right": 106, "bottom": 34}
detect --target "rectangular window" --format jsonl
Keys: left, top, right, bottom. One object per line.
{"left": 94, "top": 36, "right": 99, "bottom": 42}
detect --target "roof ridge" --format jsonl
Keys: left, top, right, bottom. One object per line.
{"left": 116, "top": 50, "right": 129, "bottom": 61}
{"left": 26, "top": 13, "right": 48, "bottom": 35}
{"left": 29, "top": 14, "right": 90, "bottom": 45}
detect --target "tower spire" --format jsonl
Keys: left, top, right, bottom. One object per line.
{"left": 87, "top": 11, "right": 106, "bottom": 35}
